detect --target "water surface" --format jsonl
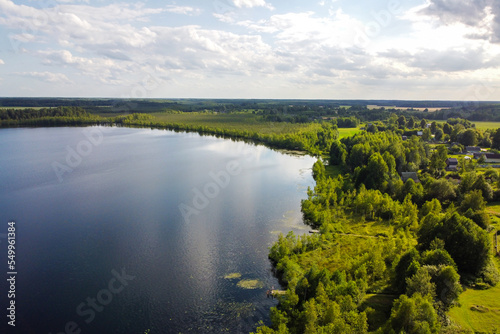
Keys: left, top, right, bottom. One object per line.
{"left": 0, "top": 127, "right": 315, "bottom": 334}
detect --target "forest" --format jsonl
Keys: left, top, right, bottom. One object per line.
{"left": 2, "top": 100, "right": 500, "bottom": 332}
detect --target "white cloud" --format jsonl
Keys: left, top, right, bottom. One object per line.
{"left": 0, "top": 59, "right": 4, "bottom": 65}
{"left": 165, "top": 5, "right": 201, "bottom": 16}
{"left": 18, "top": 71, "right": 71, "bottom": 83}
{"left": 231, "top": 0, "right": 274, "bottom": 10}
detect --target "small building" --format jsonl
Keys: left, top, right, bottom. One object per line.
{"left": 474, "top": 152, "right": 500, "bottom": 163}
{"left": 485, "top": 153, "right": 500, "bottom": 163}
{"left": 465, "top": 146, "right": 481, "bottom": 153}
{"left": 446, "top": 158, "right": 459, "bottom": 171}
{"left": 402, "top": 136, "right": 408, "bottom": 141}
{"left": 401, "top": 172, "right": 419, "bottom": 183}
{"left": 417, "top": 131, "right": 423, "bottom": 136}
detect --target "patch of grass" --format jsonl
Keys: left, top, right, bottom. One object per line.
{"left": 236, "top": 279, "right": 264, "bottom": 289}
{"left": 448, "top": 257, "right": 500, "bottom": 333}
{"left": 296, "top": 218, "right": 397, "bottom": 274}
{"left": 338, "top": 127, "right": 362, "bottom": 139}
{"left": 486, "top": 202, "right": 500, "bottom": 217}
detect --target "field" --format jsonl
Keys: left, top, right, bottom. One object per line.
{"left": 448, "top": 258, "right": 500, "bottom": 333}
{"left": 150, "top": 112, "right": 362, "bottom": 138}
{"left": 150, "top": 112, "right": 309, "bottom": 135}
{"left": 473, "top": 121, "right": 500, "bottom": 130}
{"left": 367, "top": 105, "right": 443, "bottom": 112}
{"left": 338, "top": 127, "right": 362, "bottom": 139}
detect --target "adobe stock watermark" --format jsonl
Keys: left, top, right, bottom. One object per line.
{"left": 48, "top": 268, "right": 135, "bottom": 334}
{"left": 213, "top": 0, "right": 237, "bottom": 15}
{"left": 354, "top": 0, "right": 402, "bottom": 47}
{"left": 179, "top": 159, "right": 243, "bottom": 223}
{"left": 115, "top": 70, "right": 163, "bottom": 113}
{"left": 51, "top": 127, "right": 106, "bottom": 183}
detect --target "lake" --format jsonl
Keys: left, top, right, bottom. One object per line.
{"left": 0, "top": 127, "right": 315, "bottom": 334}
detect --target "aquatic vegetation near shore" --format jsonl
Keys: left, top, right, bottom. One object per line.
{"left": 237, "top": 279, "right": 264, "bottom": 289}
{"left": 224, "top": 273, "right": 242, "bottom": 279}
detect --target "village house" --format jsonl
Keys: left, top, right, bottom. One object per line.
{"left": 446, "top": 158, "right": 459, "bottom": 171}
{"left": 465, "top": 146, "right": 481, "bottom": 153}
{"left": 473, "top": 152, "right": 500, "bottom": 163}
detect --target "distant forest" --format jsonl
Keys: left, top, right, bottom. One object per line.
{"left": 1, "top": 98, "right": 500, "bottom": 122}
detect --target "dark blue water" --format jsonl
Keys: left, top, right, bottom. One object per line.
{"left": 0, "top": 127, "right": 315, "bottom": 334}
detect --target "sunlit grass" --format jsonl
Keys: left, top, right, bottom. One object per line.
{"left": 448, "top": 260, "right": 500, "bottom": 333}
{"left": 338, "top": 127, "right": 362, "bottom": 139}
{"left": 472, "top": 121, "right": 500, "bottom": 130}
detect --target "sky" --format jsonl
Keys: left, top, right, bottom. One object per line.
{"left": 0, "top": 0, "right": 499, "bottom": 100}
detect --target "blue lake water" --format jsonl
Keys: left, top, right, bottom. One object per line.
{"left": 0, "top": 127, "right": 315, "bottom": 334}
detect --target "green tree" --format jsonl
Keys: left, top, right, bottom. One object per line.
{"left": 459, "top": 189, "right": 486, "bottom": 213}
{"left": 312, "top": 160, "right": 326, "bottom": 181}
{"left": 408, "top": 117, "right": 415, "bottom": 129}
{"left": 358, "top": 152, "right": 389, "bottom": 191}
{"left": 491, "top": 128, "right": 500, "bottom": 149}
{"left": 406, "top": 267, "right": 436, "bottom": 299}
{"left": 418, "top": 212, "right": 491, "bottom": 276}
{"left": 426, "top": 179, "right": 457, "bottom": 203}
{"left": 397, "top": 115, "right": 406, "bottom": 128}
{"left": 428, "top": 145, "right": 447, "bottom": 176}
{"left": 386, "top": 293, "right": 440, "bottom": 334}
{"left": 434, "top": 128, "right": 444, "bottom": 141}
{"left": 329, "top": 141, "right": 347, "bottom": 166}
{"left": 422, "top": 128, "right": 432, "bottom": 141}
{"left": 458, "top": 128, "right": 478, "bottom": 146}
{"left": 472, "top": 175, "right": 493, "bottom": 200}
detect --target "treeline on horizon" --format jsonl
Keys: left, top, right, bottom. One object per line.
{"left": 1, "top": 97, "right": 500, "bottom": 121}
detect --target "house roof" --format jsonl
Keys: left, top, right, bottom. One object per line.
{"left": 466, "top": 146, "right": 481, "bottom": 152}
{"left": 485, "top": 153, "right": 500, "bottom": 159}
{"left": 475, "top": 152, "right": 500, "bottom": 160}
{"left": 446, "top": 158, "right": 458, "bottom": 164}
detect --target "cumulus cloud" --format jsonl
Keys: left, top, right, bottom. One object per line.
{"left": 0, "top": 59, "right": 4, "bottom": 65}
{"left": 231, "top": 0, "right": 274, "bottom": 10}
{"left": 165, "top": 5, "right": 202, "bottom": 16}
{"left": 18, "top": 71, "right": 71, "bottom": 83}
{"left": 416, "top": 0, "right": 500, "bottom": 43}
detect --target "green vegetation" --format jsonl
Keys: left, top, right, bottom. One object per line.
{"left": 224, "top": 273, "right": 242, "bottom": 279}
{"left": 448, "top": 258, "right": 500, "bottom": 333}
{"left": 3, "top": 99, "right": 500, "bottom": 333}
{"left": 237, "top": 279, "right": 265, "bottom": 289}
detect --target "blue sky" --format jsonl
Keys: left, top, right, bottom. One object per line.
{"left": 0, "top": 0, "right": 499, "bottom": 100}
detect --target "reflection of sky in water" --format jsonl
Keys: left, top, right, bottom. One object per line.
{"left": 0, "top": 127, "right": 316, "bottom": 333}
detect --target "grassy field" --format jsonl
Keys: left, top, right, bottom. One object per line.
{"left": 473, "top": 121, "right": 500, "bottom": 130}
{"left": 338, "top": 127, "right": 362, "bottom": 139}
{"left": 447, "top": 208, "right": 500, "bottom": 334}
{"left": 448, "top": 257, "right": 500, "bottom": 333}
{"left": 150, "top": 112, "right": 309, "bottom": 135}
{"left": 0, "top": 106, "right": 46, "bottom": 110}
